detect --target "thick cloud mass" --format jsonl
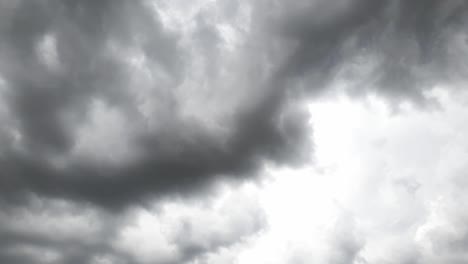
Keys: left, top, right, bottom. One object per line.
{"left": 0, "top": 0, "right": 312, "bottom": 209}
{"left": 1, "top": 0, "right": 467, "bottom": 208}
{"left": 1, "top": 0, "right": 468, "bottom": 263}
{"left": 0, "top": 183, "right": 264, "bottom": 264}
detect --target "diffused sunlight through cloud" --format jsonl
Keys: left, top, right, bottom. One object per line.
{"left": 192, "top": 87, "right": 468, "bottom": 264}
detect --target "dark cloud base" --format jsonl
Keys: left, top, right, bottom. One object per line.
{"left": 1, "top": 0, "right": 467, "bottom": 210}
{"left": 0, "top": 0, "right": 314, "bottom": 210}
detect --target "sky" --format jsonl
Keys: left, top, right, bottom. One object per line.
{"left": 1, "top": 0, "right": 468, "bottom": 263}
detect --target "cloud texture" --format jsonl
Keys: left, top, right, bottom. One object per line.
{"left": 1, "top": 0, "right": 468, "bottom": 263}
{"left": 1, "top": 0, "right": 468, "bottom": 208}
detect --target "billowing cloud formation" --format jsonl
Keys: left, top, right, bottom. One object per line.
{"left": 1, "top": 0, "right": 468, "bottom": 208}
{"left": 0, "top": 0, "right": 313, "bottom": 209}
{"left": 195, "top": 89, "right": 468, "bottom": 264}
{"left": 0, "top": 182, "right": 264, "bottom": 264}
{"left": 2, "top": 0, "right": 468, "bottom": 263}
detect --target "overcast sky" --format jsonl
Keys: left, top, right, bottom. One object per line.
{"left": 1, "top": 0, "right": 468, "bottom": 263}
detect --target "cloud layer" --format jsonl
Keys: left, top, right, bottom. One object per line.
{"left": 1, "top": 0, "right": 468, "bottom": 263}
{"left": 0, "top": 0, "right": 313, "bottom": 209}
{"left": 1, "top": 0, "right": 468, "bottom": 208}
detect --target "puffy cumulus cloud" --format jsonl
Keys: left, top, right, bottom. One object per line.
{"left": 0, "top": 182, "right": 265, "bottom": 264}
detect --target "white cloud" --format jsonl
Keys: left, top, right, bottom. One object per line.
{"left": 113, "top": 182, "right": 265, "bottom": 264}
{"left": 197, "top": 87, "right": 468, "bottom": 263}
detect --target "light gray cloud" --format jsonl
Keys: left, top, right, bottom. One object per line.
{"left": 0, "top": 182, "right": 264, "bottom": 264}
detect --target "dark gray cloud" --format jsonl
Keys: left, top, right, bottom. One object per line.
{"left": 1, "top": 0, "right": 468, "bottom": 263}
{"left": 0, "top": 185, "right": 265, "bottom": 264}
{"left": 1, "top": 0, "right": 467, "bottom": 209}
{"left": 0, "top": 196, "right": 130, "bottom": 264}
{"left": 267, "top": 0, "right": 468, "bottom": 103}
{"left": 0, "top": 0, "right": 312, "bottom": 210}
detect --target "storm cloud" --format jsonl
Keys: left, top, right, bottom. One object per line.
{"left": 1, "top": 0, "right": 468, "bottom": 263}
{"left": 0, "top": 0, "right": 313, "bottom": 209}
{"left": 1, "top": 0, "right": 467, "bottom": 208}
